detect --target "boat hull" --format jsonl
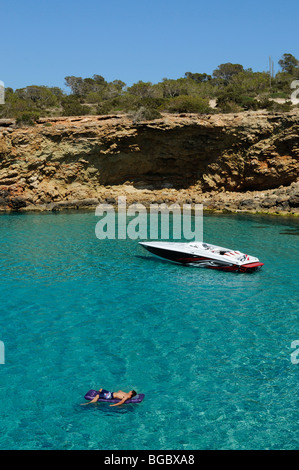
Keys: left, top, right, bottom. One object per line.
{"left": 139, "top": 243, "right": 264, "bottom": 272}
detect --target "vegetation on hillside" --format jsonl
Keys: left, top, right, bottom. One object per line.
{"left": 1, "top": 53, "right": 299, "bottom": 123}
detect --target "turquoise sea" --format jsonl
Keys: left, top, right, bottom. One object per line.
{"left": 0, "top": 211, "right": 298, "bottom": 450}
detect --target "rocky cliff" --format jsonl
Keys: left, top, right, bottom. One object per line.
{"left": 0, "top": 110, "right": 298, "bottom": 214}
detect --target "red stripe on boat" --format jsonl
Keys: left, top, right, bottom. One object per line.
{"left": 241, "top": 262, "right": 264, "bottom": 268}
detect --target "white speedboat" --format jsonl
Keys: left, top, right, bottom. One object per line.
{"left": 139, "top": 241, "right": 264, "bottom": 272}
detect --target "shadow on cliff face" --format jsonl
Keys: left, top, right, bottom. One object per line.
{"left": 91, "top": 125, "right": 243, "bottom": 190}
{"left": 86, "top": 120, "right": 298, "bottom": 192}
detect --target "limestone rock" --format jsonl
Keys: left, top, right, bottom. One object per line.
{"left": 0, "top": 111, "right": 298, "bottom": 214}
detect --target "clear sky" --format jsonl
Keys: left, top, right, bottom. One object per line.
{"left": 0, "top": 0, "right": 298, "bottom": 91}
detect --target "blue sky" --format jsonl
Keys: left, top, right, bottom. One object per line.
{"left": 1, "top": 0, "right": 298, "bottom": 91}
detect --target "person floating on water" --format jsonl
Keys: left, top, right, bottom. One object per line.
{"left": 81, "top": 388, "right": 137, "bottom": 407}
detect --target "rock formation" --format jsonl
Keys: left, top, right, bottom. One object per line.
{"left": 0, "top": 110, "right": 298, "bottom": 214}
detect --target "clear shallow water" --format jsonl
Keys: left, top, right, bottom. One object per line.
{"left": 0, "top": 211, "right": 298, "bottom": 450}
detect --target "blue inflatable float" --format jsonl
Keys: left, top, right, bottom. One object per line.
{"left": 84, "top": 390, "right": 145, "bottom": 404}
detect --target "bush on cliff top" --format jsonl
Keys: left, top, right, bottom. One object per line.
{"left": 1, "top": 53, "right": 298, "bottom": 119}
{"left": 162, "top": 95, "right": 212, "bottom": 114}
{"left": 132, "top": 106, "right": 162, "bottom": 122}
{"left": 15, "top": 111, "right": 40, "bottom": 126}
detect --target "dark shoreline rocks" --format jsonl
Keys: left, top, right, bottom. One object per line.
{"left": 0, "top": 182, "right": 298, "bottom": 216}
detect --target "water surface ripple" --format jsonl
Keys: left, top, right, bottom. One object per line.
{"left": 0, "top": 212, "right": 298, "bottom": 450}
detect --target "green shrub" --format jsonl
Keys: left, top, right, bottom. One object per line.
{"left": 16, "top": 111, "right": 40, "bottom": 126}
{"left": 85, "top": 92, "right": 103, "bottom": 104}
{"left": 217, "top": 101, "right": 243, "bottom": 113}
{"left": 238, "top": 95, "right": 259, "bottom": 110}
{"left": 95, "top": 102, "right": 114, "bottom": 115}
{"left": 61, "top": 96, "right": 90, "bottom": 116}
{"left": 216, "top": 86, "right": 259, "bottom": 111}
{"left": 270, "top": 101, "right": 292, "bottom": 112}
{"left": 270, "top": 92, "right": 289, "bottom": 99}
{"left": 163, "top": 95, "right": 211, "bottom": 114}
{"left": 132, "top": 106, "right": 162, "bottom": 122}
{"left": 257, "top": 99, "right": 292, "bottom": 112}
{"left": 256, "top": 98, "right": 274, "bottom": 110}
